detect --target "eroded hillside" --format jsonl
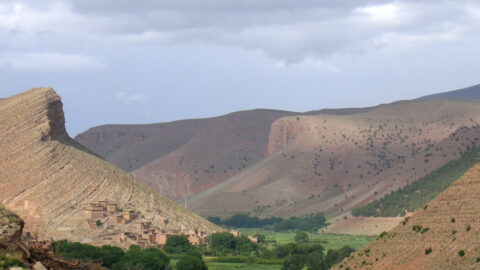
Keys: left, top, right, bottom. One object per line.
{"left": 76, "top": 110, "right": 300, "bottom": 199}
{"left": 333, "top": 162, "right": 480, "bottom": 270}
{"left": 0, "top": 88, "right": 219, "bottom": 246}
{"left": 76, "top": 106, "right": 378, "bottom": 200}
{"left": 189, "top": 100, "right": 480, "bottom": 219}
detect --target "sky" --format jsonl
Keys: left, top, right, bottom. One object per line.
{"left": 1, "top": 0, "right": 480, "bottom": 136}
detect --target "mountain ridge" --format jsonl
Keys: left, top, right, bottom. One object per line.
{"left": 0, "top": 87, "right": 219, "bottom": 245}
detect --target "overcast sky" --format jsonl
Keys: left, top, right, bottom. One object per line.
{"left": 1, "top": 0, "right": 480, "bottom": 135}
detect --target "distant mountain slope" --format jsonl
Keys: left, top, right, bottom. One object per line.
{"left": 76, "top": 109, "right": 301, "bottom": 199}
{"left": 76, "top": 107, "right": 378, "bottom": 199}
{"left": 417, "top": 83, "right": 480, "bottom": 101}
{"left": 333, "top": 162, "right": 480, "bottom": 270}
{"left": 0, "top": 88, "right": 219, "bottom": 244}
{"left": 189, "top": 99, "right": 480, "bottom": 218}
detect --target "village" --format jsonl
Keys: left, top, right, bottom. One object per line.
{"left": 81, "top": 200, "right": 257, "bottom": 249}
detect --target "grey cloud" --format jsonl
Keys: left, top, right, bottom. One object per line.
{"left": 2, "top": 0, "right": 480, "bottom": 63}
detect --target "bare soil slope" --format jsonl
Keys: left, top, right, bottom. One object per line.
{"left": 333, "top": 162, "right": 480, "bottom": 270}
{"left": 0, "top": 88, "right": 219, "bottom": 244}
{"left": 189, "top": 100, "right": 480, "bottom": 219}
{"left": 76, "top": 107, "right": 377, "bottom": 200}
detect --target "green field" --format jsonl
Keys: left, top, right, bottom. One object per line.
{"left": 171, "top": 230, "right": 374, "bottom": 269}
{"left": 237, "top": 228, "right": 375, "bottom": 250}
{"left": 206, "top": 262, "right": 280, "bottom": 270}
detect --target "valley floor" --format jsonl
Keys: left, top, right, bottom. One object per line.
{"left": 237, "top": 228, "right": 376, "bottom": 250}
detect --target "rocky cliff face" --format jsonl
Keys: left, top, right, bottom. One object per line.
{"left": 333, "top": 162, "right": 480, "bottom": 270}
{"left": 0, "top": 88, "right": 219, "bottom": 244}
{"left": 267, "top": 118, "right": 309, "bottom": 155}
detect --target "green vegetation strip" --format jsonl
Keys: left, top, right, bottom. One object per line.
{"left": 237, "top": 229, "right": 375, "bottom": 250}
{"left": 208, "top": 213, "right": 328, "bottom": 232}
{"left": 352, "top": 147, "right": 480, "bottom": 217}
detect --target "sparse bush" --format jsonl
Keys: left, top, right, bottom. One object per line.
{"left": 377, "top": 231, "right": 388, "bottom": 239}
{"left": 412, "top": 225, "right": 422, "bottom": 233}
{"left": 0, "top": 255, "right": 25, "bottom": 268}
{"left": 466, "top": 224, "right": 471, "bottom": 232}
{"left": 420, "top": 227, "right": 430, "bottom": 234}
{"left": 351, "top": 148, "right": 479, "bottom": 217}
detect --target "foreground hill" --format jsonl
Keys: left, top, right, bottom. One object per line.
{"left": 333, "top": 162, "right": 480, "bottom": 270}
{"left": 189, "top": 99, "right": 480, "bottom": 218}
{"left": 0, "top": 88, "right": 219, "bottom": 245}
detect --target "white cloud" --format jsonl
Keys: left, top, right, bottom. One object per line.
{"left": 0, "top": 52, "right": 105, "bottom": 70}
{"left": 355, "top": 4, "right": 401, "bottom": 23}
{"left": 114, "top": 92, "right": 148, "bottom": 103}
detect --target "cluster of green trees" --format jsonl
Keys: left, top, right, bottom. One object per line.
{"left": 352, "top": 147, "right": 479, "bottom": 217}
{"left": 260, "top": 232, "right": 355, "bottom": 270}
{"left": 206, "top": 232, "right": 259, "bottom": 256}
{"left": 205, "top": 231, "right": 354, "bottom": 270}
{"left": 55, "top": 230, "right": 354, "bottom": 270}
{"left": 208, "top": 213, "right": 328, "bottom": 232}
{"left": 207, "top": 214, "right": 281, "bottom": 228}
{"left": 55, "top": 240, "right": 169, "bottom": 270}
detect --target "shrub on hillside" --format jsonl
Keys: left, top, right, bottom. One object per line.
{"left": 351, "top": 148, "right": 479, "bottom": 217}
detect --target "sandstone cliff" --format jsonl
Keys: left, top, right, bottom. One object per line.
{"left": 0, "top": 88, "right": 219, "bottom": 244}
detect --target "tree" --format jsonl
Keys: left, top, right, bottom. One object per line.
{"left": 164, "top": 235, "right": 195, "bottom": 254}
{"left": 305, "top": 250, "right": 327, "bottom": 270}
{"left": 324, "top": 246, "right": 355, "bottom": 268}
{"left": 282, "top": 255, "right": 305, "bottom": 270}
{"left": 234, "top": 235, "right": 258, "bottom": 254}
{"left": 294, "top": 231, "right": 309, "bottom": 244}
{"left": 113, "top": 246, "right": 169, "bottom": 270}
{"left": 176, "top": 255, "right": 207, "bottom": 270}
{"left": 254, "top": 233, "right": 266, "bottom": 243}
{"left": 207, "top": 216, "right": 223, "bottom": 226}
{"left": 207, "top": 232, "right": 236, "bottom": 256}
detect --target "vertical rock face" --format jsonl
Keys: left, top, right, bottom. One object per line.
{"left": 267, "top": 118, "right": 309, "bottom": 155}
{"left": 0, "top": 87, "right": 219, "bottom": 243}
{"left": 333, "top": 163, "right": 480, "bottom": 270}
